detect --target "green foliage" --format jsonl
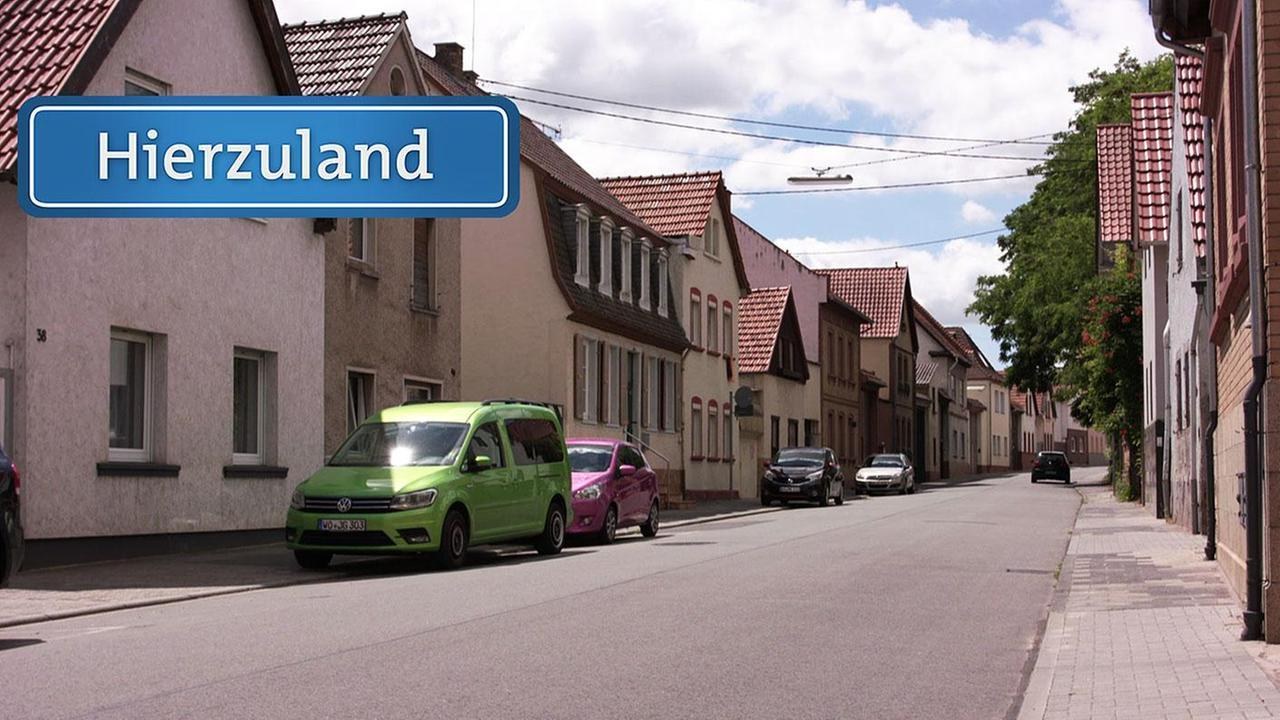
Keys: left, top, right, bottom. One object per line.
{"left": 967, "top": 51, "right": 1173, "bottom": 468}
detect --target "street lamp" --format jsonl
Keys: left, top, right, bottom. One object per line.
{"left": 787, "top": 167, "right": 853, "bottom": 186}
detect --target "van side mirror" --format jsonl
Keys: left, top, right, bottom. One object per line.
{"left": 468, "top": 455, "right": 493, "bottom": 472}
{"left": 618, "top": 464, "right": 637, "bottom": 477}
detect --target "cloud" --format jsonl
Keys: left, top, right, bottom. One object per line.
{"left": 274, "top": 0, "right": 1162, "bottom": 195}
{"left": 960, "top": 200, "right": 997, "bottom": 224}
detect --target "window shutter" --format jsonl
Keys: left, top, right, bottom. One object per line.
{"left": 600, "top": 343, "right": 611, "bottom": 425}
{"left": 574, "top": 334, "right": 586, "bottom": 420}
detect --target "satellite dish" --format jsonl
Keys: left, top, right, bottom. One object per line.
{"left": 733, "top": 387, "right": 754, "bottom": 417}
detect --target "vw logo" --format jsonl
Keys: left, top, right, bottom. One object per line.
{"left": 336, "top": 497, "right": 352, "bottom": 513}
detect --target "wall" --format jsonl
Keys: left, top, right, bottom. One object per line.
{"left": 16, "top": 0, "right": 325, "bottom": 538}
{"left": 819, "top": 303, "right": 861, "bottom": 468}
{"left": 1142, "top": 242, "right": 1170, "bottom": 505}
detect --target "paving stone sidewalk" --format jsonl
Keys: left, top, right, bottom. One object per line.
{"left": 1018, "top": 482, "right": 1280, "bottom": 720}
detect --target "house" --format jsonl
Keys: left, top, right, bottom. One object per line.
{"left": 912, "top": 302, "right": 972, "bottom": 480}
{"left": 820, "top": 268, "right": 919, "bottom": 461}
{"left": 598, "top": 172, "right": 750, "bottom": 500}
{"left": 282, "top": 13, "right": 462, "bottom": 454}
{"left": 0, "top": 0, "right": 325, "bottom": 548}
{"left": 411, "top": 45, "right": 689, "bottom": 504}
{"left": 733, "top": 286, "right": 818, "bottom": 493}
{"left": 734, "top": 217, "right": 868, "bottom": 469}
{"left": 948, "top": 326, "right": 1013, "bottom": 472}
{"left": 1009, "top": 389, "right": 1028, "bottom": 471}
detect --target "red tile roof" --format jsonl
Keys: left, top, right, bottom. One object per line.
{"left": 598, "top": 172, "right": 721, "bottom": 237}
{"left": 737, "top": 286, "right": 791, "bottom": 374}
{"left": 913, "top": 301, "right": 970, "bottom": 364}
{"left": 0, "top": 0, "right": 120, "bottom": 172}
{"left": 946, "top": 326, "right": 1004, "bottom": 382}
{"left": 1096, "top": 123, "right": 1134, "bottom": 246}
{"left": 817, "top": 266, "right": 909, "bottom": 339}
{"left": 1131, "top": 92, "right": 1174, "bottom": 246}
{"left": 1177, "top": 55, "right": 1207, "bottom": 252}
{"left": 282, "top": 13, "right": 404, "bottom": 96}
{"left": 1009, "top": 388, "right": 1027, "bottom": 413}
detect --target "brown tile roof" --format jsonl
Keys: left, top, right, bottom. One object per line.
{"left": 737, "top": 287, "right": 791, "bottom": 374}
{"left": 1096, "top": 123, "right": 1133, "bottom": 246}
{"left": 913, "top": 301, "right": 970, "bottom": 366}
{"left": 598, "top": 172, "right": 721, "bottom": 237}
{"left": 282, "top": 13, "right": 404, "bottom": 96}
{"left": 817, "top": 266, "right": 909, "bottom": 339}
{"left": 945, "top": 326, "right": 1004, "bottom": 382}
{"left": 415, "top": 45, "right": 481, "bottom": 97}
{"left": 1176, "top": 55, "right": 1207, "bottom": 252}
{"left": 0, "top": 0, "right": 121, "bottom": 172}
{"left": 861, "top": 369, "right": 886, "bottom": 388}
{"left": 1009, "top": 388, "right": 1027, "bottom": 413}
{"left": 1131, "top": 92, "right": 1174, "bottom": 246}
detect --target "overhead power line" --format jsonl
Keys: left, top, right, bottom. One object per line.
{"left": 783, "top": 228, "right": 1006, "bottom": 256}
{"left": 736, "top": 173, "right": 1036, "bottom": 196}
{"left": 502, "top": 94, "right": 1065, "bottom": 164}
{"left": 481, "top": 78, "right": 1056, "bottom": 146}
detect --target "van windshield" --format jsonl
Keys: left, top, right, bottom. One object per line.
{"left": 329, "top": 422, "right": 469, "bottom": 467}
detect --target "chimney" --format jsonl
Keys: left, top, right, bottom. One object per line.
{"left": 434, "top": 42, "right": 465, "bottom": 76}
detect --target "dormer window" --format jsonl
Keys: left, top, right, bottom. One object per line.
{"left": 705, "top": 217, "right": 721, "bottom": 259}
{"left": 619, "top": 228, "right": 634, "bottom": 302}
{"left": 639, "top": 238, "right": 652, "bottom": 310}
{"left": 657, "top": 249, "right": 669, "bottom": 317}
{"left": 569, "top": 203, "right": 591, "bottom": 287}
{"left": 598, "top": 217, "right": 615, "bottom": 296}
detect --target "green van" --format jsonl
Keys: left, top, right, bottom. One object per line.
{"left": 286, "top": 400, "right": 572, "bottom": 570}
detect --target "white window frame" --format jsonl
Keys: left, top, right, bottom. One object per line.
{"left": 403, "top": 376, "right": 443, "bottom": 403}
{"left": 708, "top": 402, "right": 720, "bottom": 459}
{"left": 691, "top": 398, "right": 704, "bottom": 458}
{"left": 573, "top": 204, "right": 591, "bottom": 287}
{"left": 706, "top": 297, "right": 718, "bottom": 353}
{"left": 723, "top": 303, "right": 732, "bottom": 357}
{"left": 598, "top": 217, "right": 614, "bottom": 296}
{"left": 607, "top": 346, "right": 622, "bottom": 427}
{"left": 347, "top": 368, "right": 376, "bottom": 433}
{"left": 647, "top": 356, "right": 660, "bottom": 430}
{"left": 690, "top": 291, "right": 702, "bottom": 347}
{"left": 657, "top": 249, "right": 669, "bottom": 317}
{"left": 662, "top": 360, "right": 676, "bottom": 431}
{"left": 705, "top": 217, "right": 721, "bottom": 259}
{"left": 231, "top": 350, "right": 265, "bottom": 465}
{"left": 620, "top": 227, "right": 634, "bottom": 303}
{"left": 723, "top": 400, "right": 732, "bottom": 460}
{"left": 108, "top": 328, "right": 153, "bottom": 463}
{"left": 124, "top": 67, "right": 169, "bottom": 96}
{"left": 584, "top": 338, "right": 600, "bottom": 423}
{"left": 639, "top": 238, "right": 652, "bottom": 311}
{"left": 350, "top": 218, "right": 377, "bottom": 264}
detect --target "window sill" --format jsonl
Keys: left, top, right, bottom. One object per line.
{"left": 691, "top": 455, "right": 705, "bottom": 462}
{"left": 345, "top": 258, "right": 380, "bottom": 279}
{"left": 97, "top": 461, "right": 181, "bottom": 477}
{"left": 409, "top": 304, "right": 439, "bottom": 317}
{"left": 223, "top": 464, "right": 290, "bottom": 479}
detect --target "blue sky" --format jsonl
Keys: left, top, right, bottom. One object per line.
{"left": 278, "top": 0, "right": 1163, "bottom": 365}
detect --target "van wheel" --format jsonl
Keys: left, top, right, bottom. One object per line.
{"left": 597, "top": 505, "right": 618, "bottom": 545}
{"left": 294, "top": 550, "right": 332, "bottom": 570}
{"left": 535, "top": 501, "right": 566, "bottom": 555}
{"left": 434, "top": 509, "right": 469, "bottom": 570}
{"left": 640, "top": 500, "right": 660, "bottom": 538}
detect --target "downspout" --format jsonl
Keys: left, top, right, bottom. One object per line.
{"left": 1240, "top": 0, "right": 1267, "bottom": 642}
{"left": 1198, "top": 115, "right": 1219, "bottom": 562}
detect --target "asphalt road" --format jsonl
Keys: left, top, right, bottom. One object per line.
{"left": 0, "top": 468, "right": 1096, "bottom": 720}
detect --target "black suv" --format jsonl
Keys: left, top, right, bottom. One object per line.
{"left": 0, "top": 444, "right": 23, "bottom": 587}
{"left": 761, "top": 447, "right": 844, "bottom": 507}
{"left": 1031, "top": 451, "right": 1071, "bottom": 484}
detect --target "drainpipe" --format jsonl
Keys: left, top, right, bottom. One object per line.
{"left": 1240, "top": 0, "right": 1267, "bottom": 642}
{"left": 1197, "top": 114, "right": 1220, "bottom": 561}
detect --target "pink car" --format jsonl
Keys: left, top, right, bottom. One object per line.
{"left": 567, "top": 439, "right": 661, "bottom": 544}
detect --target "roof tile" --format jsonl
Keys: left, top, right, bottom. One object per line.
{"left": 282, "top": 13, "right": 404, "bottom": 96}
{"left": 737, "top": 287, "right": 790, "bottom": 374}
{"left": 598, "top": 172, "right": 721, "bottom": 237}
{"left": 1177, "top": 55, "right": 1207, "bottom": 253}
{"left": 816, "top": 266, "right": 908, "bottom": 339}
{"left": 1096, "top": 123, "right": 1134, "bottom": 245}
{"left": 1132, "top": 92, "right": 1174, "bottom": 246}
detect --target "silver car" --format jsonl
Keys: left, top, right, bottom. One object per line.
{"left": 855, "top": 454, "right": 916, "bottom": 495}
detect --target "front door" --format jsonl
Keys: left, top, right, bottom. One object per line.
{"left": 463, "top": 421, "right": 512, "bottom": 540}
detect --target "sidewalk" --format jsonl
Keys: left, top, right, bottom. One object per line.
{"left": 0, "top": 500, "right": 781, "bottom": 629}
{"left": 1018, "top": 482, "right": 1280, "bottom": 720}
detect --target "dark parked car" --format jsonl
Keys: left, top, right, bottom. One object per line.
{"left": 1031, "top": 451, "right": 1071, "bottom": 483}
{"left": 0, "top": 444, "right": 23, "bottom": 587}
{"left": 761, "top": 447, "right": 844, "bottom": 507}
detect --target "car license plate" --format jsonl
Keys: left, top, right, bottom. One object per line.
{"left": 318, "top": 519, "right": 366, "bottom": 531}
{"left": 779, "top": 486, "right": 801, "bottom": 493}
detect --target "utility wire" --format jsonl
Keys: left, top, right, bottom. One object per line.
{"left": 783, "top": 228, "right": 1006, "bottom": 256}
{"left": 503, "top": 94, "right": 1070, "bottom": 163}
{"left": 571, "top": 137, "right": 810, "bottom": 168}
{"left": 737, "top": 173, "right": 1035, "bottom": 196}
{"left": 482, "top": 78, "right": 1056, "bottom": 146}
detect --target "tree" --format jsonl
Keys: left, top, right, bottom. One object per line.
{"left": 967, "top": 51, "right": 1172, "bottom": 490}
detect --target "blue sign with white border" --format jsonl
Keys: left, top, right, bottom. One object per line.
{"left": 18, "top": 95, "right": 520, "bottom": 218}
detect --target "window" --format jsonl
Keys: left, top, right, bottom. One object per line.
{"left": 639, "top": 238, "right": 652, "bottom": 310}
{"left": 705, "top": 217, "right": 721, "bottom": 258}
{"left": 350, "top": 218, "right": 376, "bottom": 264}
{"left": 620, "top": 228, "right": 634, "bottom": 303}
{"left": 571, "top": 204, "right": 591, "bottom": 287}
{"left": 727, "top": 302, "right": 737, "bottom": 356}
{"left": 124, "top": 68, "right": 168, "bottom": 96}
{"left": 389, "top": 66, "right": 407, "bottom": 96}
{"left": 404, "top": 378, "right": 441, "bottom": 403}
{"left": 708, "top": 402, "right": 720, "bottom": 459}
{"left": 412, "top": 219, "right": 435, "bottom": 310}
{"left": 647, "top": 356, "right": 660, "bottom": 430}
{"left": 788, "top": 419, "right": 799, "bottom": 447}
{"left": 232, "top": 351, "right": 264, "bottom": 464}
{"left": 661, "top": 360, "right": 677, "bottom": 431}
{"left": 961, "top": 432, "right": 966, "bottom": 459}
{"left": 691, "top": 398, "right": 704, "bottom": 458}
{"left": 109, "top": 330, "right": 152, "bottom": 461}
{"left": 805, "top": 419, "right": 819, "bottom": 447}
{"left": 723, "top": 401, "right": 733, "bottom": 460}
{"left": 579, "top": 338, "right": 599, "bottom": 423}
{"left": 770, "top": 415, "right": 780, "bottom": 459}
{"left": 347, "top": 370, "right": 375, "bottom": 434}
{"left": 657, "top": 249, "right": 669, "bottom": 317}
{"left": 706, "top": 296, "right": 719, "bottom": 353}
{"left": 467, "top": 422, "right": 506, "bottom": 467}
{"left": 689, "top": 290, "right": 703, "bottom": 347}
{"left": 598, "top": 217, "right": 614, "bottom": 296}
{"left": 505, "top": 418, "right": 564, "bottom": 465}
{"left": 607, "top": 346, "right": 621, "bottom": 426}
{"left": 628, "top": 352, "right": 642, "bottom": 429}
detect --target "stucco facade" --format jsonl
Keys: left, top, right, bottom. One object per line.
{"left": 0, "top": 0, "right": 325, "bottom": 539}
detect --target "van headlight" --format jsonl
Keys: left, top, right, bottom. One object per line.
{"left": 574, "top": 484, "right": 602, "bottom": 500}
{"left": 290, "top": 486, "right": 306, "bottom": 510}
{"left": 390, "top": 488, "right": 437, "bottom": 510}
